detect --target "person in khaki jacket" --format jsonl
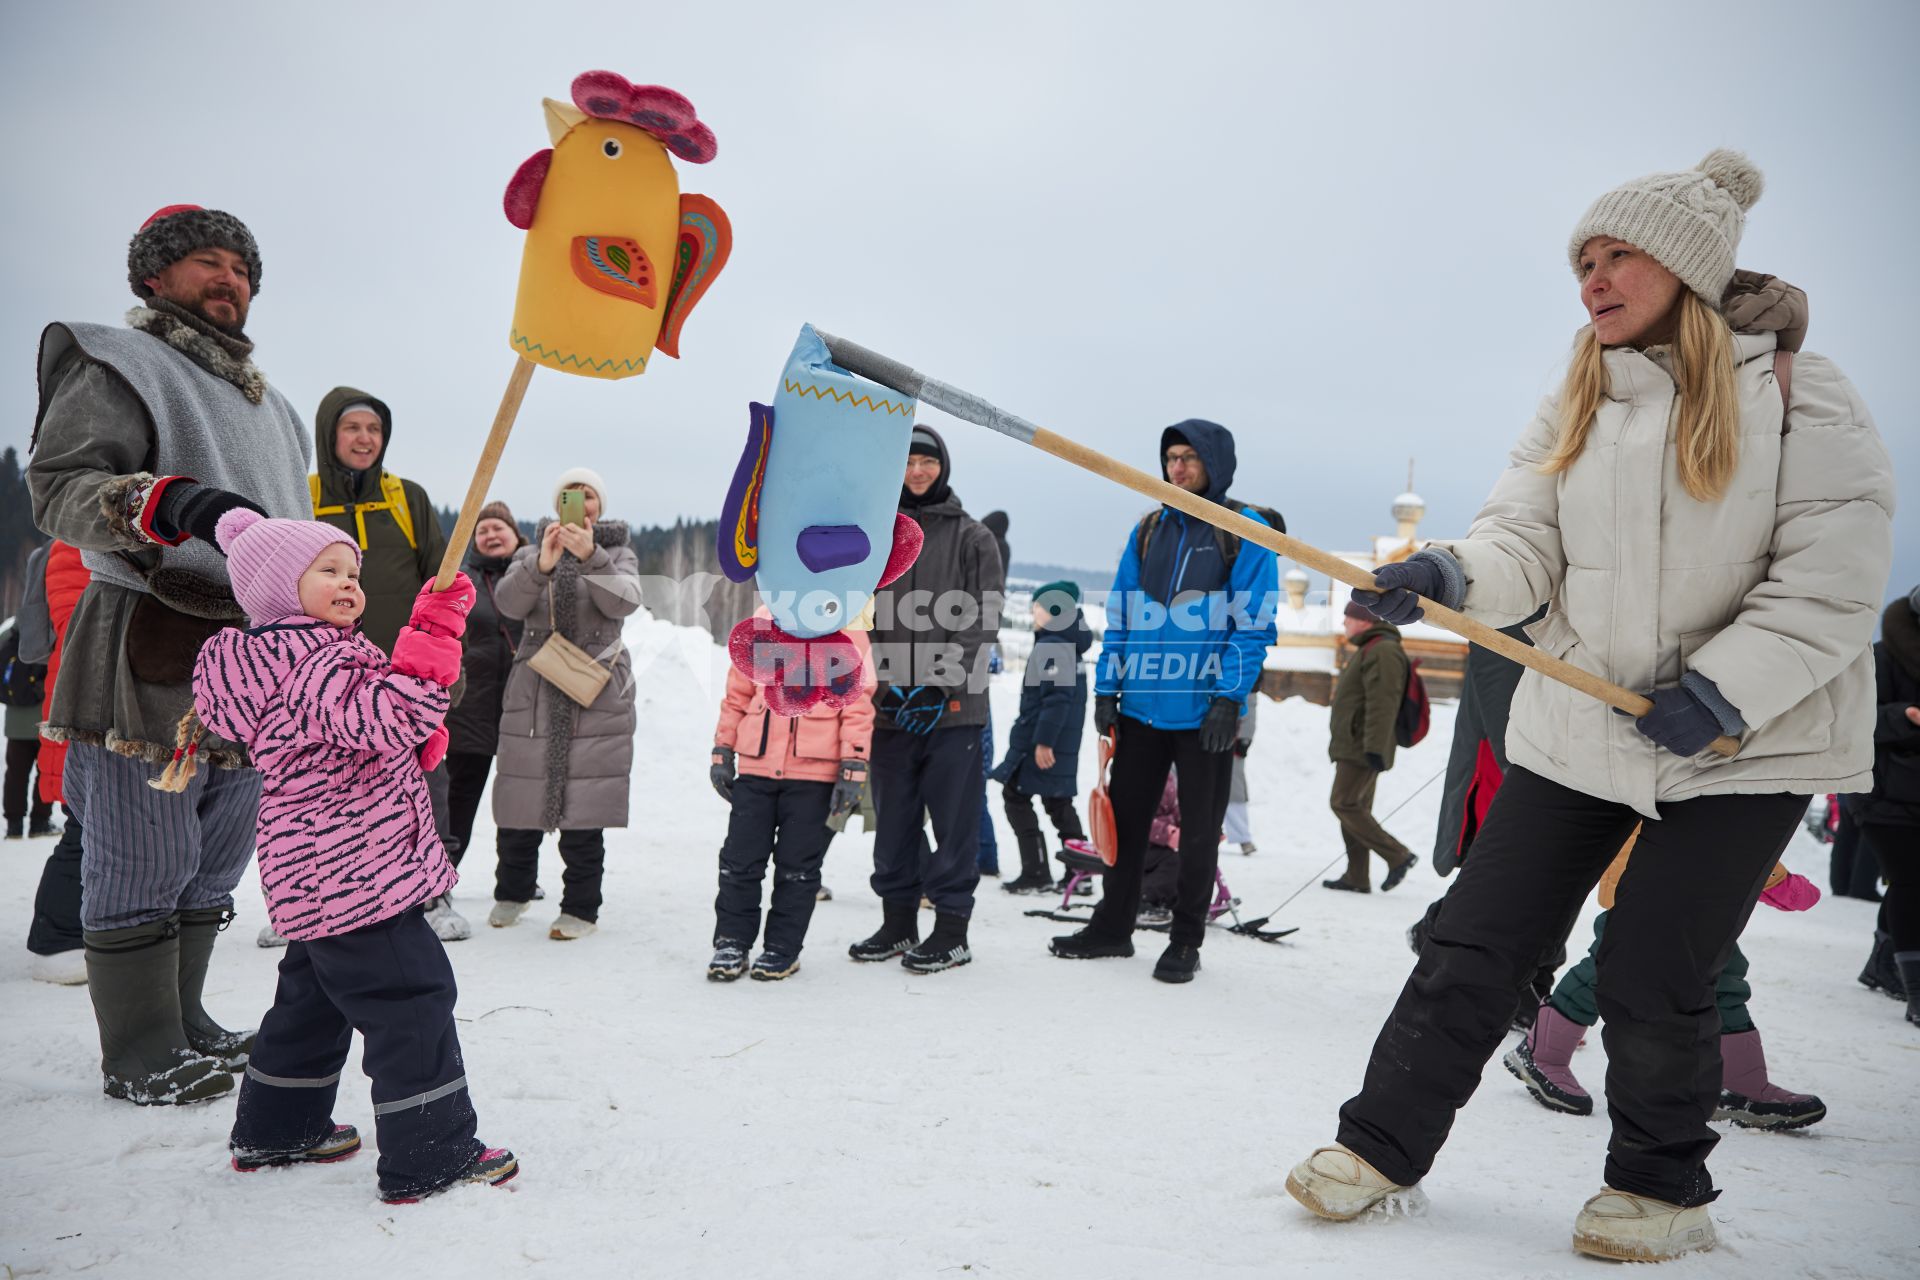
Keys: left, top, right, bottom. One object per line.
{"left": 1323, "top": 600, "right": 1417, "bottom": 893}
{"left": 707, "top": 614, "right": 875, "bottom": 981}
{"left": 1285, "top": 151, "right": 1894, "bottom": 1262}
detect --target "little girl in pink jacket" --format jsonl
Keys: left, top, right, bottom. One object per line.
{"left": 187, "top": 509, "right": 516, "bottom": 1204}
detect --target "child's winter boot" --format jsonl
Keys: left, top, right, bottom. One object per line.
{"left": 749, "top": 951, "right": 801, "bottom": 981}
{"left": 381, "top": 1146, "right": 519, "bottom": 1204}
{"left": 1002, "top": 831, "right": 1054, "bottom": 895}
{"left": 232, "top": 1123, "right": 362, "bottom": 1172}
{"left": 848, "top": 899, "right": 919, "bottom": 962}
{"left": 1714, "top": 1029, "right": 1826, "bottom": 1129}
{"left": 707, "top": 939, "right": 749, "bottom": 982}
{"left": 178, "top": 906, "right": 256, "bottom": 1070}
{"left": 901, "top": 912, "right": 971, "bottom": 973}
{"left": 1571, "top": 1188, "right": 1716, "bottom": 1261}
{"left": 1284, "top": 1143, "right": 1413, "bottom": 1220}
{"left": 84, "top": 919, "right": 233, "bottom": 1105}
{"left": 1503, "top": 1002, "right": 1592, "bottom": 1115}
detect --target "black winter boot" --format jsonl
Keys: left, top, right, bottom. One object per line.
{"left": 1898, "top": 954, "right": 1920, "bottom": 1027}
{"left": 1152, "top": 942, "right": 1201, "bottom": 984}
{"left": 1858, "top": 931, "right": 1906, "bottom": 1001}
{"left": 1002, "top": 829, "right": 1054, "bottom": 895}
{"left": 178, "top": 907, "right": 255, "bottom": 1069}
{"left": 1049, "top": 926, "right": 1135, "bottom": 960}
{"left": 849, "top": 900, "right": 920, "bottom": 962}
{"left": 902, "top": 912, "right": 971, "bottom": 973}
{"left": 85, "top": 919, "right": 233, "bottom": 1105}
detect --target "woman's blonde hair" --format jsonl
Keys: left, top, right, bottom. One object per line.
{"left": 1542, "top": 291, "right": 1741, "bottom": 502}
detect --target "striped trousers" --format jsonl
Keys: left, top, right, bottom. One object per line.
{"left": 230, "top": 906, "right": 481, "bottom": 1199}
{"left": 63, "top": 742, "right": 262, "bottom": 931}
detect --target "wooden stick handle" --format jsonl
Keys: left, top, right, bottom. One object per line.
{"left": 1030, "top": 427, "right": 1740, "bottom": 758}
{"left": 435, "top": 356, "right": 537, "bottom": 590}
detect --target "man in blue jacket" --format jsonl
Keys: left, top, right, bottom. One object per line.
{"left": 1050, "top": 420, "right": 1280, "bottom": 982}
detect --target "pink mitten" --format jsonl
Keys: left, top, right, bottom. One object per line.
{"left": 410, "top": 572, "right": 476, "bottom": 639}
{"left": 1759, "top": 873, "right": 1820, "bottom": 912}
{"left": 392, "top": 626, "right": 461, "bottom": 688}
{"left": 418, "top": 725, "right": 449, "bottom": 773}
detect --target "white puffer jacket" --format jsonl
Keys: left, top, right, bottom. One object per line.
{"left": 1432, "top": 330, "right": 1895, "bottom": 819}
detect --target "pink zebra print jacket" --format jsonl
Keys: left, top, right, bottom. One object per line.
{"left": 193, "top": 618, "right": 458, "bottom": 940}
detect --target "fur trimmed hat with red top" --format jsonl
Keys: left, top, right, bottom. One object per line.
{"left": 1566, "top": 149, "right": 1762, "bottom": 309}
{"left": 215, "top": 509, "right": 359, "bottom": 625}
{"left": 128, "top": 204, "right": 264, "bottom": 300}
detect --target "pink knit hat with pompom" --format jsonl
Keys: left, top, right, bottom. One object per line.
{"left": 216, "top": 509, "right": 360, "bottom": 624}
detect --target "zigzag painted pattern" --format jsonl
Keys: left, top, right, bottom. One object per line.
{"left": 513, "top": 330, "right": 649, "bottom": 374}
{"left": 781, "top": 378, "right": 914, "bottom": 416}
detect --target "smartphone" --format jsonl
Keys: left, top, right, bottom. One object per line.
{"left": 557, "top": 489, "right": 586, "bottom": 527}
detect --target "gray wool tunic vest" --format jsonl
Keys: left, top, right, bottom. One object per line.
{"left": 39, "top": 323, "right": 311, "bottom": 592}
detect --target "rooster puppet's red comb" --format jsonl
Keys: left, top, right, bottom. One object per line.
{"left": 569, "top": 71, "right": 716, "bottom": 164}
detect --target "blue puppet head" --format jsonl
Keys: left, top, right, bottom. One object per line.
{"left": 719, "top": 324, "right": 924, "bottom": 714}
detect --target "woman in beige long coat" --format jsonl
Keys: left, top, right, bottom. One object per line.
{"left": 1284, "top": 151, "right": 1894, "bottom": 1262}
{"left": 487, "top": 468, "right": 641, "bottom": 941}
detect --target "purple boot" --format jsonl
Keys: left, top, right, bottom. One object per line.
{"left": 1502, "top": 1002, "right": 1593, "bottom": 1116}
{"left": 1715, "top": 1029, "right": 1826, "bottom": 1130}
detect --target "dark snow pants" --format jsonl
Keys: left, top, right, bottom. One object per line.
{"left": 1001, "top": 782, "right": 1085, "bottom": 873}
{"left": 444, "top": 751, "right": 495, "bottom": 868}
{"left": 496, "top": 828, "right": 606, "bottom": 922}
{"left": 1089, "top": 719, "right": 1232, "bottom": 947}
{"left": 1336, "top": 766, "right": 1803, "bottom": 1207}
{"left": 714, "top": 774, "right": 833, "bottom": 955}
{"left": 869, "top": 725, "right": 982, "bottom": 918}
{"left": 1862, "top": 821, "right": 1920, "bottom": 957}
{"left": 1550, "top": 911, "right": 1756, "bottom": 1034}
{"left": 27, "top": 811, "right": 84, "bottom": 955}
{"left": 4, "top": 738, "right": 52, "bottom": 829}
{"left": 230, "top": 906, "right": 482, "bottom": 1200}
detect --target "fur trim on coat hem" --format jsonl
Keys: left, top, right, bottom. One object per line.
{"left": 39, "top": 723, "right": 251, "bottom": 771}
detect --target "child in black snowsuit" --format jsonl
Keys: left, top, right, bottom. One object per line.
{"left": 993, "top": 582, "right": 1092, "bottom": 894}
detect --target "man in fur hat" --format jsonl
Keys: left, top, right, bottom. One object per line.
{"left": 27, "top": 205, "right": 311, "bottom": 1106}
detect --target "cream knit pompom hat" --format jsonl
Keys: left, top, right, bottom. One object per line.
{"left": 1567, "top": 149, "right": 1764, "bottom": 308}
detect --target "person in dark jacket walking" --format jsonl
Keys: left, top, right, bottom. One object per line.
{"left": 975, "top": 510, "right": 1012, "bottom": 878}
{"left": 1050, "top": 420, "right": 1279, "bottom": 983}
{"left": 443, "top": 503, "right": 526, "bottom": 872}
{"left": 850, "top": 425, "right": 1002, "bottom": 973}
{"left": 1, "top": 618, "right": 53, "bottom": 840}
{"left": 1847, "top": 585, "right": 1920, "bottom": 1025}
{"left": 1323, "top": 601, "right": 1417, "bottom": 893}
{"left": 304, "top": 386, "right": 464, "bottom": 943}
{"left": 992, "top": 580, "right": 1091, "bottom": 894}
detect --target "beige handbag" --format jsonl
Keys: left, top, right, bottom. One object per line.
{"left": 526, "top": 583, "right": 611, "bottom": 708}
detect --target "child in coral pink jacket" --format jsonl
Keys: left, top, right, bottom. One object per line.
{"left": 707, "top": 616, "right": 874, "bottom": 981}
{"left": 185, "top": 509, "right": 516, "bottom": 1204}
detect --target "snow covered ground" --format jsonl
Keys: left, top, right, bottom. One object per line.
{"left": 3, "top": 616, "right": 1914, "bottom": 1278}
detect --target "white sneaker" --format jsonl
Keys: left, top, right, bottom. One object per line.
{"left": 1285, "top": 1143, "right": 1420, "bottom": 1221}
{"left": 29, "top": 949, "right": 88, "bottom": 985}
{"left": 256, "top": 924, "right": 289, "bottom": 948}
{"left": 423, "top": 894, "right": 472, "bottom": 942}
{"left": 548, "top": 913, "right": 597, "bottom": 941}
{"left": 489, "top": 900, "right": 530, "bottom": 929}
{"left": 1572, "top": 1188, "right": 1717, "bottom": 1262}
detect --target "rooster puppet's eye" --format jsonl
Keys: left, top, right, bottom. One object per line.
{"left": 601, "top": 138, "right": 623, "bottom": 159}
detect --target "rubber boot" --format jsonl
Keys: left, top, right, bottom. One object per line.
{"left": 1714, "top": 1028, "right": 1825, "bottom": 1129}
{"left": 1898, "top": 955, "right": 1920, "bottom": 1027}
{"left": 84, "top": 919, "right": 233, "bottom": 1105}
{"left": 848, "top": 899, "right": 920, "bottom": 962}
{"left": 1502, "top": 1002, "right": 1593, "bottom": 1115}
{"left": 178, "top": 906, "right": 255, "bottom": 1070}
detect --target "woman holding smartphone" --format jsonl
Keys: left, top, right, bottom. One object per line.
{"left": 488, "top": 468, "right": 642, "bottom": 940}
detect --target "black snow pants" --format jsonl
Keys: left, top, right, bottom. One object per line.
{"left": 714, "top": 774, "right": 833, "bottom": 955}
{"left": 496, "top": 828, "right": 606, "bottom": 922}
{"left": 27, "top": 810, "right": 84, "bottom": 955}
{"left": 868, "top": 725, "right": 982, "bottom": 918}
{"left": 1336, "top": 766, "right": 1804, "bottom": 1207}
{"left": 230, "top": 906, "right": 482, "bottom": 1200}
{"left": 1088, "top": 718, "right": 1232, "bottom": 948}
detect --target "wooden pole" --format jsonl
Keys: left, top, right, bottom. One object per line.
{"left": 435, "top": 356, "right": 538, "bottom": 590}
{"left": 1030, "top": 428, "right": 1739, "bottom": 757}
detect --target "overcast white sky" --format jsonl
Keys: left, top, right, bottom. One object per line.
{"left": 4, "top": 0, "right": 1914, "bottom": 601}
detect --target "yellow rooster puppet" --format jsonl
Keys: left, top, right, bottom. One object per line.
{"left": 503, "top": 71, "right": 732, "bottom": 378}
